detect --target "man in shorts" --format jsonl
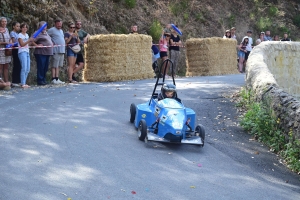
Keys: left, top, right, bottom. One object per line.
{"left": 73, "top": 20, "right": 90, "bottom": 82}
{"left": 47, "top": 18, "right": 65, "bottom": 84}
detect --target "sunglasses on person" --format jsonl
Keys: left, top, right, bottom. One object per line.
{"left": 164, "top": 34, "right": 170, "bottom": 37}
{"left": 70, "top": 26, "right": 75, "bottom": 28}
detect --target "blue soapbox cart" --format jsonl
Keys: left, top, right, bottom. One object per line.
{"left": 130, "top": 59, "right": 205, "bottom": 146}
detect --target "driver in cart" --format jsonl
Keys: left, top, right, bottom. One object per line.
{"left": 158, "top": 83, "right": 181, "bottom": 103}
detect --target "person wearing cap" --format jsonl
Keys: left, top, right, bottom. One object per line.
{"left": 237, "top": 36, "right": 249, "bottom": 73}
{"left": 223, "top": 30, "right": 231, "bottom": 38}
{"left": 281, "top": 33, "right": 291, "bottom": 41}
{"left": 230, "top": 27, "right": 236, "bottom": 39}
{"left": 243, "top": 30, "right": 253, "bottom": 69}
{"left": 264, "top": 30, "right": 272, "bottom": 41}
{"left": 256, "top": 32, "right": 265, "bottom": 45}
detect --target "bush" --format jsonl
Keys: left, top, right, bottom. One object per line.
{"left": 125, "top": 0, "right": 136, "bottom": 8}
{"left": 256, "top": 17, "right": 272, "bottom": 31}
{"left": 268, "top": 6, "right": 278, "bottom": 17}
{"left": 149, "top": 20, "right": 163, "bottom": 42}
{"left": 169, "top": 0, "right": 189, "bottom": 16}
{"left": 293, "top": 15, "right": 300, "bottom": 27}
{"left": 238, "top": 88, "right": 300, "bottom": 173}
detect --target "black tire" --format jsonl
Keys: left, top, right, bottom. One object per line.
{"left": 130, "top": 103, "right": 136, "bottom": 123}
{"left": 195, "top": 124, "right": 205, "bottom": 146}
{"left": 138, "top": 119, "right": 147, "bottom": 141}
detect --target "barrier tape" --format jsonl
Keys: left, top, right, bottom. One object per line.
{"left": 0, "top": 43, "right": 80, "bottom": 50}
{"left": 0, "top": 43, "right": 185, "bottom": 50}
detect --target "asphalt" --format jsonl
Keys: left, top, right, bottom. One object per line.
{"left": 0, "top": 74, "right": 299, "bottom": 200}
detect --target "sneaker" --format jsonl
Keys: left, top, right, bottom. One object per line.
{"left": 56, "top": 79, "right": 65, "bottom": 84}
{"left": 51, "top": 79, "right": 58, "bottom": 84}
{"left": 11, "top": 83, "right": 20, "bottom": 87}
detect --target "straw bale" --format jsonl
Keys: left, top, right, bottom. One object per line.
{"left": 83, "top": 34, "right": 153, "bottom": 82}
{"left": 185, "top": 37, "right": 237, "bottom": 76}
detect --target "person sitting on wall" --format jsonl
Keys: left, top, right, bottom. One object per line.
{"left": 281, "top": 32, "right": 291, "bottom": 41}
{"left": 0, "top": 77, "right": 10, "bottom": 90}
{"left": 130, "top": 25, "right": 138, "bottom": 34}
{"left": 158, "top": 83, "right": 181, "bottom": 103}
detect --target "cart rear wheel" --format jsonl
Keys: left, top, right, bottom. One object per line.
{"left": 195, "top": 124, "right": 205, "bottom": 147}
{"left": 138, "top": 119, "right": 147, "bottom": 141}
{"left": 130, "top": 103, "right": 136, "bottom": 123}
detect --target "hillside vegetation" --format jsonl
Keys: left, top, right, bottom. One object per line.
{"left": 2, "top": 0, "right": 300, "bottom": 43}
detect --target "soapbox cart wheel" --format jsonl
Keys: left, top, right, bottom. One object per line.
{"left": 130, "top": 103, "right": 136, "bottom": 123}
{"left": 138, "top": 119, "right": 147, "bottom": 141}
{"left": 195, "top": 124, "right": 205, "bottom": 147}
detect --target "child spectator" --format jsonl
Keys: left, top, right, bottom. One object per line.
{"left": 130, "top": 25, "right": 138, "bottom": 34}
{"left": 237, "top": 36, "right": 249, "bottom": 73}
{"left": 10, "top": 21, "right": 21, "bottom": 86}
{"left": 244, "top": 30, "right": 253, "bottom": 70}
{"left": 0, "top": 77, "right": 10, "bottom": 90}
{"left": 159, "top": 29, "right": 170, "bottom": 77}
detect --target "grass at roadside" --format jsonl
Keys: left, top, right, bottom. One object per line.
{"left": 235, "top": 87, "right": 300, "bottom": 174}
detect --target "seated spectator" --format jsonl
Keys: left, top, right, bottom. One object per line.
{"left": 223, "top": 30, "right": 231, "bottom": 38}
{"left": 281, "top": 33, "right": 291, "bottom": 41}
{"left": 130, "top": 25, "right": 138, "bottom": 34}
{"left": 0, "top": 77, "right": 10, "bottom": 90}
{"left": 256, "top": 33, "right": 264, "bottom": 45}
{"left": 264, "top": 30, "right": 272, "bottom": 41}
{"left": 273, "top": 35, "right": 280, "bottom": 41}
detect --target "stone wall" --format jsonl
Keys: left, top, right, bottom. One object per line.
{"left": 246, "top": 41, "right": 300, "bottom": 139}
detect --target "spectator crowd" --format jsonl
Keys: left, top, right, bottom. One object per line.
{"left": 223, "top": 27, "right": 292, "bottom": 73}
{"left": 0, "top": 16, "right": 294, "bottom": 90}
{"left": 0, "top": 17, "right": 90, "bottom": 90}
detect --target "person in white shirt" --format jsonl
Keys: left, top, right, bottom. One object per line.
{"left": 243, "top": 30, "right": 253, "bottom": 71}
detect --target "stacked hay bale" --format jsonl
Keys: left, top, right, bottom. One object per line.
{"left": 185, "top": 37, "right": 237, "bottom": 76}
{"left": 83, "top": 34, "right": 153, "bottom": 82}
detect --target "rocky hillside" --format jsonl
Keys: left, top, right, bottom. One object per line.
{"left": 1, "top": 0, "right": 300, "bottom": 83}
{"left": 2, "top": 0, "right": 300, "bottom": 43}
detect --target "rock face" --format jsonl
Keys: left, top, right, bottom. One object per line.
{"left": 246, "top": 42, "right": 300, "bottom": 140}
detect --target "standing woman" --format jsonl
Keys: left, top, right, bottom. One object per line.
{"left": 18, "top": 23, "right": 34, "bottom": 88}
{"left": 237, "top": 36, "right": 249, "bottom": 73}
{"left": 169, "top": 26, "right": 182, "bottom": 76}
{"left": 0, "top": 17, "right": 12, "bottom": 82}
{"left": 159, "top": 30, "right": 170, "bottom": 77}
{"left": 65, "top": 21, "right": 80, "bottom": 83}
{"left": 32, "top": 21, "right": 53, "bottom": 85}
{"left": 10, "top": 22, "right": 21, "bottom": 86}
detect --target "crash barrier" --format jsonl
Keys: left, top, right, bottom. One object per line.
{"left": 246, "top": 41, "right": 300, "bottom": 141}
{"left": 83, "top": 34, "right": 153, "bottom": 82}
{"left": 185, "top": 37, "right": 238, "bottom": 76}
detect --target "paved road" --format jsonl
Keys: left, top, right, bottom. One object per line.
{"left": 0, "top": 74, "right": 299, "bottom": 200}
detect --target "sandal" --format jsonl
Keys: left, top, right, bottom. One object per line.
{"left": 69, "top": 80, "right": 77, "bottom": 83}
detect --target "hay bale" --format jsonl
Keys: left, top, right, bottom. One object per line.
{"left": 83, "top": 34, "right": 153, "bottom": 82}
{"left": 185, "top": 37, "right": 237, "bottom": 76}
